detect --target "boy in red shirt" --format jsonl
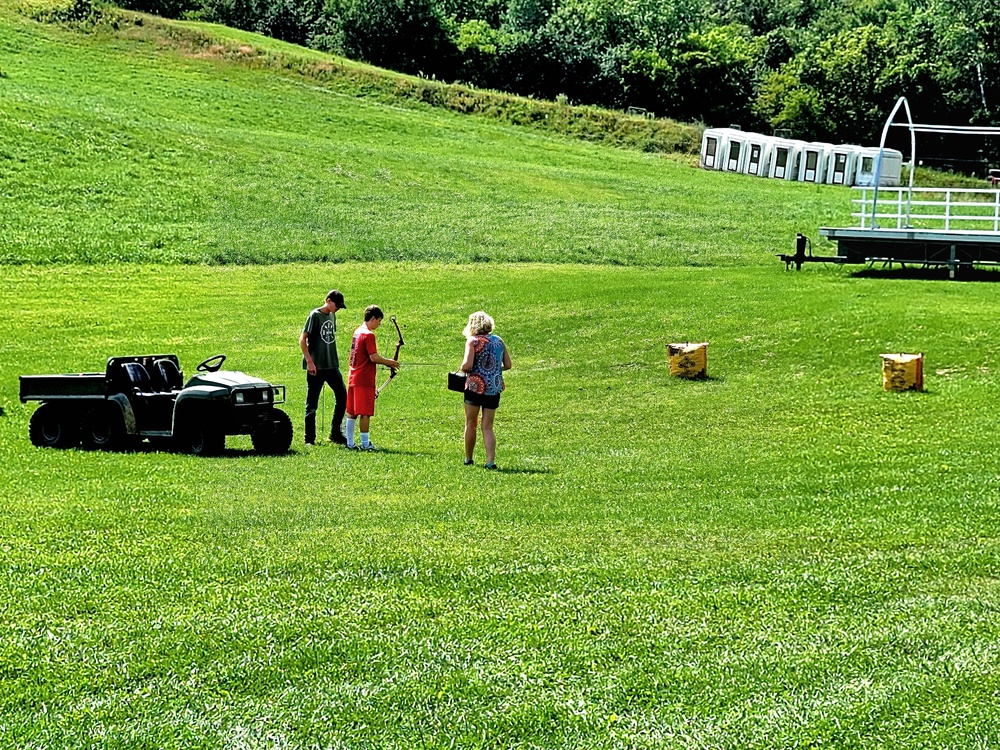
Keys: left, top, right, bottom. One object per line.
{"left": 345, "top": 305, "right": 399, "bottom": 450}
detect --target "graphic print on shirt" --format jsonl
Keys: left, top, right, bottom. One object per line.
{"left": 320, "top": 319, "right": 336, "bottom": 344}
{"left": 349, "top": 334, "right": 359, "bottom": 367}
{"left": 466, "top": 335, "right": 505, "bottom": 395}
{"left": 466, "top": 373, "right": 487, "bottom": 394}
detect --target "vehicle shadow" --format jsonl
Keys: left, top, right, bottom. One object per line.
{"left": 853, "top": 266, "right": 1000, "bottom": 282}
{"left": 130, "top": 441, "right": 296, "bottom": 459}
{"left": 220, "top": 448, "right": 296, "bottom": 459}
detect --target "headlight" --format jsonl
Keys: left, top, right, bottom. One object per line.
{"left": 234, "top": 391, "right": 245, "bottom": 404}
{"left": 261, "top": 389, "right": 270, "bottom": 402}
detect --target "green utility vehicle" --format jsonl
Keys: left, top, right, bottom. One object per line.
{"left": 19, "top": 354, "right": 293, "bottom": 456}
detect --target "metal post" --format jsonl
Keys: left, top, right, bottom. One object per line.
{"left": 873, "top": 97, "right": 916, "bottom": 229}
{"left": 795, "top": 233, "right": 807, "bottom": 270}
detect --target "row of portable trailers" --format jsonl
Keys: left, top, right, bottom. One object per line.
{"left": 700, "top": 128, "right": 904, "bottom": 187}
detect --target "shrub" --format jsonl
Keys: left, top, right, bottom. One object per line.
{"left": 28, "top": 0, "right": 102, "bottom": 25}
{"left": 109, "top": 0, "right": 198, "bottom": 18}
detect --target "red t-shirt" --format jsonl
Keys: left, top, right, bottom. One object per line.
{"left": 348, "top": 325, "right": 378, "bottom": 387}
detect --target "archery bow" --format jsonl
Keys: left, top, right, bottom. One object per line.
{"left": 375, "top": 315, "right": 404, "bottom": 398}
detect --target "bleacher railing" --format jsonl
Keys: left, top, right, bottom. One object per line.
{"left": 854, "top": 187, "right": 1000, "bottom": 233}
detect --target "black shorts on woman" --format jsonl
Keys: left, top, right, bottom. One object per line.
{"left": 464, "top": 391, "right": 500, "bottom": 410}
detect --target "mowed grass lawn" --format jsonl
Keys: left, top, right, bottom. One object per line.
{"left": 3, "top": 5, "right": 1000, "bottom": 749}
{"left": 3, "top": 264, "right": 1000, "bottom": 748}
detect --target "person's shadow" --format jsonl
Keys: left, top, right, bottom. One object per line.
{"left": 481, "top": 466, "right": 551, "bottom": 475}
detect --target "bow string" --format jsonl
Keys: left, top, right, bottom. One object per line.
{"left": 375, "top": 315, "right": 404, "bottom": 398}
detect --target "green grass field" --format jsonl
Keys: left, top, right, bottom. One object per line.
{"left": 3, "top": 4, "right": 1000, "bottom": 749}
{"left": 0, "top": 2, "right": 847, "bottom": 267}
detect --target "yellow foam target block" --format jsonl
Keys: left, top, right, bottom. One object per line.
{"left": 668, "top": 343, "right": 708, "bottom": 379}
{"left": 880, "top": 353, "right": 924, "bottom": 391}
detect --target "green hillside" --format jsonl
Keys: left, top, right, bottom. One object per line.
{"left": 1, "top": 3, "right": 846, "bottom": 266}
{"left": 4, "top": 5, "right": 1000, "bottom": 749}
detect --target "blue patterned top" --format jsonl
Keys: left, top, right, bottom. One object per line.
{"left": 465, "top": 334, "right": 506, "bottom": 396}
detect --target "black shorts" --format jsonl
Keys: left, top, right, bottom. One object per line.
{"left": 464, "top": 391, "right": 501, "bottom": 410}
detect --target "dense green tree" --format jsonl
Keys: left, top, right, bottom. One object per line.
{"left": 325, "top": 0, "right": 459, "bottom": 77}
{"left": 106, "top": 0, "right": 1000, "bottom": 156}
{"left": 672, "top": 23, "right": 762, "bottom": 126}
{"left": 928, "top": 0, "right": 1000, "bottom": 122}
{"left": 115, "top": 0, "right": 200, "bottom": 17}
{"left": 754, "top": 20, "right": 933, "bottom": 142}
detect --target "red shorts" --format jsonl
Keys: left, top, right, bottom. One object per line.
{"left": 347, "top": 386, "right": 376, "bottom": 417}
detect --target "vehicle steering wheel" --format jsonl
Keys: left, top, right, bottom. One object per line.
{"left": 196, "top": 354, "right": 227, "bottom": 373}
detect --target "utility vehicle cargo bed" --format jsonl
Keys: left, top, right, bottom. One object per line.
{"left": 19, "top": 373, "right": 106, "bottom": 401}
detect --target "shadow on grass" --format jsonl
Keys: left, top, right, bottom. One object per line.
{"left": 344, "top": 447, "right": 427, "bottom": 457}
{"left": 661, "top": 374, "right": 725, "bottom": 384}
{"left": 853, "top": 266, "right": 1000, "bottom": 282}
{"left": 481, "top": 465, "right": 552, "bottom": 475}
{"left": 127, "top": 441, "right": 297, "bottom": 459}
{"left": 220, "top": 448, "right": 296, "bottom": 459}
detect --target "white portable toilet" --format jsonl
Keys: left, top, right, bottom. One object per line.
{"left": 701, "top": 127, "right": 748, "bottom": 171}
{"left": 700, "top": 128, "right": 725, "bottom": 169}
{"left": 798, "top": 142, "right": 833, "bottom": 182}
{"left": 878, "top": 149, "right": 903, "bottom": 186}
{"left": 855, "top": 147, "right": 903, "bottom": 187}
{"left": 826, "top": 145, "right": 860, "bottom": 186}
{"left": 767, "top": 138, "right": 805, "bottom": 180}
{"left": 718, "top": 129, "right": 748, "bottom": 172}
{"left": 741, "top": 133, "right": 774, "bottom": 177}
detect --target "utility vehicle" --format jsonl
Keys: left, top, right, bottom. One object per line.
{"left": 19, "top": 354, "right": 293, "bottom": 456}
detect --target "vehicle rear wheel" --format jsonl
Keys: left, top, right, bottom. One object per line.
{"left": 29, "top": 404, "right": 79, "bottom": 448}
{"left": 180, "top": 424, "right": 225, "bottom": 456}
{"left": 82, "top": 405, "right": 127, "bottom": 451}
{"left": 251, "top": 409, "right": 293, "bottom": 455}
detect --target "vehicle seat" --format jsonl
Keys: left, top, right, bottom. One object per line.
{"left": 153, "top": 359, "right": 184, "bottom": 391}
{"left": 122, "top": 362, "right": 154, "bottom": 393}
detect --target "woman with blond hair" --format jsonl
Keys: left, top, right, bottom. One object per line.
{"left": 459, "top": 310, "right": 512, "bottom": 469}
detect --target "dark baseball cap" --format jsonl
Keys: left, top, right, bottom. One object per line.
{"left": 326, "top": 289, "right": 346, "bottom": 308}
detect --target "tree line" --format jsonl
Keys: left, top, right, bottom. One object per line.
{"left": 116, "top": 0, "right": 1000, "bottom": 166}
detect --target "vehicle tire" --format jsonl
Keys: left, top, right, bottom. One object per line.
{"left": 82, "top": 405, "right": 127, "bottom": 451}
{"left": 29, "top": 404, "right": 79, "bottom": 449}
{"left": 180, "top": 424, "right": 225, "bottom": 456}
{"left": 251, "top": 409, "right": 293, "bottom": 455}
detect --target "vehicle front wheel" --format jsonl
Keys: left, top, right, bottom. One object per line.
{"left": 29, "top": 404, "right": 79, "bottom": 448}
{"left": 82, "top": 405, "right": 127, "bottom": 451}
{"left": 251, "top": 409, "right": 293, "bottom": 455}
{"left": 180, "top": 424, "right": 225, "bottom": 456}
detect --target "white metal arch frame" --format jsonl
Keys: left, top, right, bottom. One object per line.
{"left": 872, "top": 96, "right": 1000, "bottom": 227}
{"left": 871, "top": 96, "right": 916, "bottom": 227}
